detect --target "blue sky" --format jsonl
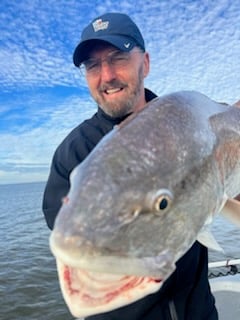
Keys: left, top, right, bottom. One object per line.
{"left": 0, "top": 0, "right": 239, "bottom": 184}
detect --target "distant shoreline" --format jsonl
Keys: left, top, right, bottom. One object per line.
{"left": 0, "top": 181, "right": 46, "bottom": 187}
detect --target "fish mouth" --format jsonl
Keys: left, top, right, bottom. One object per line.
{"left": 56, "top": 259, "right": 163, "bottom": 318}
{"left": 50, "top": 232, "right": 175, "bottom": 317}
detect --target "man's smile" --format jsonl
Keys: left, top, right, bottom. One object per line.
{"left": 105, "top": 88, "right": 123, "bottom": 94}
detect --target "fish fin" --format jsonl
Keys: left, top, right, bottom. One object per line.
{"left": 220, "top": 198, "right": 240, "bottom": 228}
{"left": 197, "top": 227, "right": 224, "bottom": 252}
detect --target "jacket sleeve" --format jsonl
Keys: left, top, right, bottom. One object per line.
{"left": 42, "top": 149, "right": 71, "bottom": 230}
{"left": 42, "top": 122, "right": 96, "bottom": 230}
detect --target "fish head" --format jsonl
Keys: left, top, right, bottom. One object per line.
{"left": 50, "top": 161, "right": 178, "bottom": 317}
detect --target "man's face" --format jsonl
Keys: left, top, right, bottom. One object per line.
{"left": 83, "top": 43, "right": 150, "bottom": 118}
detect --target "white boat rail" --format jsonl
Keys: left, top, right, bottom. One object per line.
{"left": 209, "top": 259, "right": 240, "bottom": 269}
{"left": 209, "top": 258, "right": 240, "bottom": 293}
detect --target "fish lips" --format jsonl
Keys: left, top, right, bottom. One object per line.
{"left": 50, "top": 230, "right": 175, "bottom": 278}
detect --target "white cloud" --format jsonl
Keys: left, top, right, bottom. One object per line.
{"left": 0, "top": 93, "right": 96, "bottom": 184}
{"left": 144, "top": 0, "right": 240, "bottom": 103}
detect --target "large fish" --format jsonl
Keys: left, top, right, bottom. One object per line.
{"left": 50, "top": 91, "right": 240, "bottom": 318}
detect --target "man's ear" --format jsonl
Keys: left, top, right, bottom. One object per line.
{"left": 143, "top": 52, "right": 150, "bottom": 78}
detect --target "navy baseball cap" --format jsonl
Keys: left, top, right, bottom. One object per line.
{"left": 73, "top": 12, "right": 145, "bottom": 67}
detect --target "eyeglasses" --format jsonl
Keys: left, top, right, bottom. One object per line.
{"left": 79, "top": 49, "right": 143, "bottom": 77}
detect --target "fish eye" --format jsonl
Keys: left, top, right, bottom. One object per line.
{"left": 154, "top": 189, "right": 173, "bottom": 213}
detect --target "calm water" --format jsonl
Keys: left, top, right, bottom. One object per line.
{"left": 0, "top": 182, "right": 74, "bottom": 320}
{"left": 0, "top": 182, "right": 239, "bottom": 320}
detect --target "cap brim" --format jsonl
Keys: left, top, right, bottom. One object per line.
{"left": 73, "top": 35, "right": 136, "bottom": 67}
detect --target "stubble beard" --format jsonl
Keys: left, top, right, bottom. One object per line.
{"left": 95, "top": 65, "right": 145, "bottom": 119}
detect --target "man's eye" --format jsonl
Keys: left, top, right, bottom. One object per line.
{"left": 112, "top": 54, "right": 127, "bottom": 62}
{"left": 85, "top": 61, "right": 98, "bottom": 70}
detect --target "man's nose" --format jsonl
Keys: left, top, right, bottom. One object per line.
{"left": 100, "top": 61, "right": 116, "bottom": 82}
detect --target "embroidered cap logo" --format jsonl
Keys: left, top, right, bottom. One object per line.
{"left": 92, "top": 19, "right": 109, "bottom": 32}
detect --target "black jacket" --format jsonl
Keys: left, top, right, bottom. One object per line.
{"left": 42, "top": 88, "right": 218, "bottom": 319}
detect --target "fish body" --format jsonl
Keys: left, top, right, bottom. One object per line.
{"left": 50, "top": 91, "right": 240, "bottom": 317}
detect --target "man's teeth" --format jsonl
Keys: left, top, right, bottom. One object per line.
{"left": 106, "top": 88, "right": 122, "bottom": 94}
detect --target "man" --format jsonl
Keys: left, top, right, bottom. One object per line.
{"left": 42, "top": 12, "right": 218, "bottom": 319}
